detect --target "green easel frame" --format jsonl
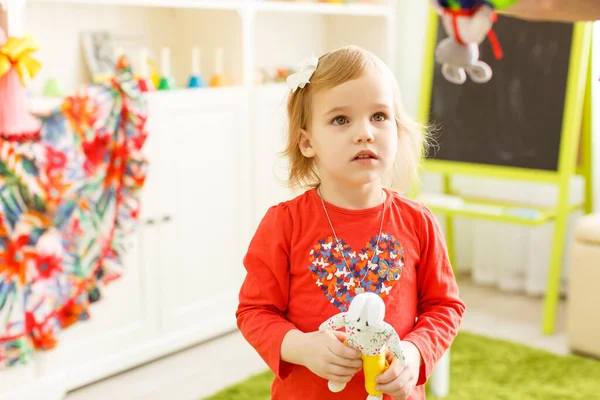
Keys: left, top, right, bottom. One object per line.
{"left": 415, "top": 9, "right": 594, "bottom": 335}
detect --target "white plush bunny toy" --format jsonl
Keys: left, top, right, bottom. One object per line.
{"left": 430, "top": 0, "right": 502, "bottom": 84}
{"left": 319, "top": 292, "right": 406, "bottom": 400}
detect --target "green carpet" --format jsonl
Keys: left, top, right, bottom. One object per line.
{"left": 205, "top": 332, "right": 600, "bottom": 400}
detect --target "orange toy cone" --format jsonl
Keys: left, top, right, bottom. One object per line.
{"left": 0, "top": 27, "right": 42, "bottom": 139}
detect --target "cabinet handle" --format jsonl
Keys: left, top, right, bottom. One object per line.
{"left": 162, "top": 215, "right": 172, "bottom": 222}
{"left": 145, "top": 218, "right": 155, "bottom": 225}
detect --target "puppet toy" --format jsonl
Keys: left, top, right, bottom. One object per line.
{"left": 430, "top": 0, "right": 518, "bottom": 84}
{"left": 319, "top": 292, "right": 407, "bottom": 400}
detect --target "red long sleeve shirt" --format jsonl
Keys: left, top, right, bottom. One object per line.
{"left": 236, "top": 188, "right": 465, "bottom": 399}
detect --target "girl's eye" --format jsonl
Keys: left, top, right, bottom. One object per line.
{"left": 372, "top": 112, "right": 386, "bottom": 122}
{"left": 332, "top": 116, "right": 348, "bottom": 125}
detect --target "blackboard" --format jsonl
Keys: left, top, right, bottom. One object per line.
{"left": 427, "top": 16, "right": 574, "bottom": 171}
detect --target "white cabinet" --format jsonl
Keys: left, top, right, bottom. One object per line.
{"left": 21, "top": 0, "right": 397, "bottom": 95}
{"left": 34, "top": 231, "right": 154, "bottom": 389}
{"left": 147, "top": 88, "right": 249, "bottom": 337}
{"left": 2, "top": 89, "right": 252, "bottom": 398}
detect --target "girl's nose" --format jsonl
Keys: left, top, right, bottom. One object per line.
{"left": 353, "top": 121, "right": 375, "bottom": 143}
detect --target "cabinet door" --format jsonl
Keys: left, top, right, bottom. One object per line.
{"left": 148, "top": 89, "right": 249, "bottom": 339}
{"left": 34, "top": 229, "right": 155, "bottom": 390}
{"left": 252, "top": 85, "right": 295, "bottom": 228}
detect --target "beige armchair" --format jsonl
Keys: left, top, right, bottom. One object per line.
{"left": 566, "top": 213, "right": 600, "bottom": 358}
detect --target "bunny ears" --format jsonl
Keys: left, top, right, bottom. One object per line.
{"left": 286, "top": 54, "right": 319, "bottom": 92}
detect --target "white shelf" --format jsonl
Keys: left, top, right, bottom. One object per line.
{"left": 27, "top": 0, "right": 391, "bottom": 16}
{"left": 28, "top": 0, "right": 243, "bottom": 10}
{"left": 21, "top": 0, "right": 394, "bottom": 94}
{"left": 254, "top": 1, "right": 391, "bottom": 17}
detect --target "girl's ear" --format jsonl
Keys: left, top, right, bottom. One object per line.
{"left": 299, "top": 129, "right": 316, "bottom": 158}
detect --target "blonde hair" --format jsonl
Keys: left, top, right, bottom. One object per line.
{"left": 282, "top": 45, "right": 429, "bottom": 193}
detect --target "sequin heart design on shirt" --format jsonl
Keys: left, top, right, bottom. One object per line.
{"left": 308, "top": 234, "right": 405, "bottom": 312}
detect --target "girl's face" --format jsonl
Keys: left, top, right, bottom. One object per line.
{"left": 299, "top": 65, "right": 399, "bottom": 189}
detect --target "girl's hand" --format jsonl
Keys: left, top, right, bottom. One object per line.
{"left": 375, "top": 341, "right": 422, "bottom": 400}
{"left": 301, "top": 330, "right": 363, "bottom": 384}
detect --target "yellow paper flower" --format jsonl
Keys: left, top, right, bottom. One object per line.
{"left": 0, "top": 35, "right": 42, "bottom": 86}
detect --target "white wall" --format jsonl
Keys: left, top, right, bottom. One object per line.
{"left": 395, "top": 3, "right": 600, "bottom": 295}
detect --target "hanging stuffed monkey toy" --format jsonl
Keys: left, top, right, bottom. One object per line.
{"left": 319, "top": 292, "right": 407, "bottom": 400}
{"left": 431, "top": 0, "right": 518, "bottom": 84}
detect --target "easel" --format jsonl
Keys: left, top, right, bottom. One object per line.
{"left": 416, "top": 8, "right": 594, "bottom": 336}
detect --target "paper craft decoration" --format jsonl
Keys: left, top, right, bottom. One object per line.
{"left": 0, "top": 48, "right": 148, "bottom": 369}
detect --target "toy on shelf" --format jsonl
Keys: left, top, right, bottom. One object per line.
{"left": 137, "top": 48, "right": 155, "bottom": 92}
{"left": 318, "top": 292, "right": 407, "bottom": 399}
{"left": 254, "top": 66, "right": 295, "bottom": 85}
{"left": 144, "top": 56, "right": 161, "bottom": 89}
{"left": 209, "top": 47, "right": 230, "bottom": 87}
{"left": 0, "top": 28, "right": 42, "bottom": 139}
{"left": 42, "top": 77, "right": 65, "bottom": 97}
{"left": 158, "top": 46, "right": 176, "bottom": 90}
{"left": 188, "top": 47, "right": 206, "bottom": 89}
{"left": 430, "top": 0, "right": 518, "bottom": 84}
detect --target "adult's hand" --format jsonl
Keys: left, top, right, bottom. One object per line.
{"left": 501, "top": 0, "right": 600, "bottom": 23}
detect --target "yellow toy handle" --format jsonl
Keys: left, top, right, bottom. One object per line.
{"left": 343, "top": 339, "right": 391, "bottom": 397}
{"left": 363, "top": 352, "right": 389, "bottom": 397}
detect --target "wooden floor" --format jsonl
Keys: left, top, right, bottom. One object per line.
{"left": 65, "top": 276, "right": 569, "bottom": 400}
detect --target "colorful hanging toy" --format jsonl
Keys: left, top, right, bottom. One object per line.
{"left": 430, "top": 0, "right": 518, "bottom": 84}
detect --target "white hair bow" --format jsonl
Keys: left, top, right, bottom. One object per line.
{"left": 286, "top": 54, "right": 319, "bottom": 92}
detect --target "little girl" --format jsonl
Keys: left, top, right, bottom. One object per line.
{"left": 236, "top": 45, "right": 465, "bottom": 400}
